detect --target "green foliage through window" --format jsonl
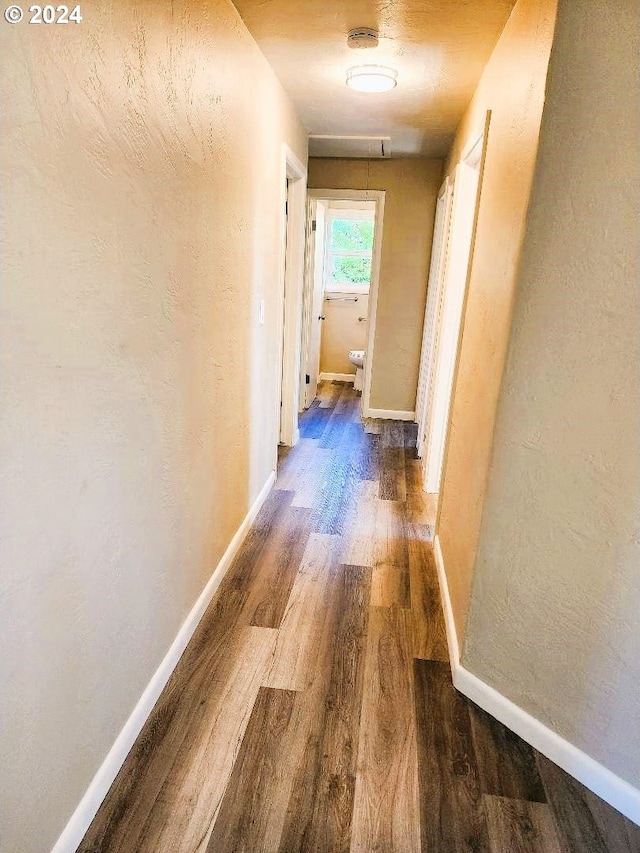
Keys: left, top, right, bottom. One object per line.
{"left": 331, "top": 255, "right": 372, "bottom": 284}
{"left": 328, "top": 217, "right": 374, "bottom": 285}
{"left": 330, "top": 219, "right": 374, "bottom": 252}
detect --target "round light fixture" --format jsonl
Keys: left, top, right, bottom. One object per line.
{"left": 346, "top": 64, "right": 398, "bottom": 93}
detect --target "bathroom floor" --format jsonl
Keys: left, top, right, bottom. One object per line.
{"left": 79, "top": 382, "right": 640, "bottom": 852}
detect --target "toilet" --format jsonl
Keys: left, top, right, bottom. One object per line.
{"left": 349, "top": 349, "right": 365, "bottom": 392}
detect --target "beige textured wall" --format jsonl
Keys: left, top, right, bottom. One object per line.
{"left": 436, "top": 0, "right": 558, "bottom": 638}
{"left": 464, "top": 0, "right": 640, "bottom": 786}
{"left": 308, "top": 158, "right": 442, "bottom": 412}
{"left": 0, "top": 3, "right": 306, "bottom": 851}
{"left": 320, "top": 295, "right": 369, "bottom": 375}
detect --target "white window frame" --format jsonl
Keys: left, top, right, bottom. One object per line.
{"left": 324, "top": 208, "right": 375, "bottom": 295}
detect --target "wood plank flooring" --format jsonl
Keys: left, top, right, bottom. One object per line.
{"left": 79, "top": 382, "right": 640, "bottom": 853}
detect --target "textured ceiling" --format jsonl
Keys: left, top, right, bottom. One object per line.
{"left": 233, "top": 0, "right": 516, "bottom": 157}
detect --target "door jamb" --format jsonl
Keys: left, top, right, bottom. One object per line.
{"left": 433, "top": 112, "right": 491, "bottom": 532}
{"left": 415, "top": 176, "right": 452, "bottom": 455}
{"left": 299, "top": 195, "right": 318, "bottom": 410}
{"left": 276, "top": 145, "right": 307, "bottom": 460}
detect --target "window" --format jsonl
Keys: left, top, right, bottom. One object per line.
{"left": 325, "top": 211, "right": 375, "bottom": 293}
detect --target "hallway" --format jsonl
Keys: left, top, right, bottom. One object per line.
{"left": 2, "top": 0, "right": 638, "bottom": 847}
{"left": 78, "top": 383, "right": 640, "bottom": 853}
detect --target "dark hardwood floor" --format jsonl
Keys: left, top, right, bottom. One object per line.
{"left": 79, "top": 382, "right": 640, "bottom": 852}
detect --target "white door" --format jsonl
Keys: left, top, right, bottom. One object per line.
{"left": 423, "top": 149, "right": 483, "bottom": 493}
{"left": 415, "top": 178, "right": 452, "bottom": 455}
{"left": 278, "top": 177, "right": 290, "bottom": 442}
{"left": 303, "top": 200, "right": 327, "bottom": 408}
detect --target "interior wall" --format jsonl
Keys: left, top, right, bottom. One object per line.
{"left": 320, "top": 295, "right": 369, "bottom": 375}
{"left": 464, "top": 0, "right": 640, "bottom": 787}
{"left": 308, "top": 158, "right": 442, "bottom": 413}
{"left": 435, "top": 0, "right": 559, "bottom": 638}
{"left": 0, "top": 2, "right": 307, "bottom": 850}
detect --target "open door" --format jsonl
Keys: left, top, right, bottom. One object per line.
{"left": 275, "top": 144, "right": 307, "bottom": 455}
{"left": 302, "top": 199, "right": 327, "bottom": 408}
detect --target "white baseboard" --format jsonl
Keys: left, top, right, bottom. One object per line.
{"left": 433, "top": 535, "right": 460, "bottom": 667}
{"left": 363, "top": 407, "right": 416, "bottom": 422}
{"left": 319, "top": 372, "right": 355, "bottom": 383}
{"left": 51, "top": 471, "right": 277, "bottom": 853}
{"left": 454, "top": 667, "right": 640, "bottom": 825}
{"left": 432, "top": 535, "right": 640, "bottom": 827}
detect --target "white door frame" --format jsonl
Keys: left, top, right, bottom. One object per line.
{"left": 299, "top": 194, "right": 315, "bottom": 410}
{"left": 301, "top": 188, "right": 386, "bottom": 416}
{"left": 299, "top": 197, "right": 328, "bottom": 409}
{"left": 276, "top": 144, "right": 307, "bottom": 458}
{"left": 415, "top": 176, "right": 453, "bottom": 455}
{"left": 423, "top": 112, "right": 490, "bottom": 498}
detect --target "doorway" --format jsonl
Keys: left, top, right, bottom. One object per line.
{"left": 276, "top": 145, "right": 307, "bottom": 463}
{"left": 416, "top": 114, "right": 490, "bottom": 508}
{"left": 416, "top": 177, "right": 454, "bottom": 457}
{"left": 299, "top": 189, "right": 385, "bottom": 417}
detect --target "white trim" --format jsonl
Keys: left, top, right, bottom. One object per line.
{"left": 432, "top": 534, "right": 640, "bottom": 827}
{"left": 307, "top": 189, "right": 386, "bottom": 419}
{"left": 299, "top": 196, "right": 322, "bottom": 411}
{"left": 365, "top": 408, "right": 415, "bottom": 421}
{"left": 455, "top": 669, "right": 640, "bottom": 825}
{"left": 324, "top": 284, "right": 370, "bottom": 295}
{"left": 433, "top": 111, "right": 492, "bottom": 520}
{"left": 426, "top": 153, "right": 484, "bottom": 495}
{"left": 325, "top": 199, "right": 377, "bottom": 212}
{"left": 276, "top": 145, "right": 307, "bottom": 455}
{"left": 319, "top": 372, "right": 355, "bottom": 383}
{"left": 415, "top": 178, "right": 451, "bottom": 458}
{"left": 324, "top": 207, "right": 374, "bottom": 292}
{"left": 462, "top": 131, "right": 485, "bottom": 167}
{"left": 433, "top": 535, "right": 460, "bottom": 666}
{"left": 325, "top": 206, "right": 375, "bottom": 221}
{"left": 362, "top": 194, "right": 384, "bottom": 418}
{"left": 51, "top": 472, "right": 277, "bottom": 853}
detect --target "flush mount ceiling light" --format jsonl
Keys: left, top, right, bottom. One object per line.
{"left": 346, "top": 65, "right": 398, "bottom": 93}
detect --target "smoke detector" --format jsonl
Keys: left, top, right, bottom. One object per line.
{"left": 347, "top": 27, "right": 379, "bottom": 49}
